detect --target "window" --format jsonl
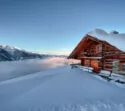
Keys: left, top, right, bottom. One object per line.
{"left": 96, "top": 45, "right": 102, "bottom": 53}
{"left": 98, "top": 46, "right": 102, "bottom": 52}
{"left": 122, "top": 64, "right": 125, "bottom": 71}
{"left": 85, "top": 60, "right": 90, "bottom": 66}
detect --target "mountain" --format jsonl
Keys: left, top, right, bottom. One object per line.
{"left": 0, "top": 48, "right": 13, "bottom": 61}
{"left": 0, "top": 45, "right": 51, "bottom": 61}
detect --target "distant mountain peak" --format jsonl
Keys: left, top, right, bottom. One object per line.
{"left": 0, "top": 45, "right": 44, "bottom": 61}
{"left": 0, "top": 45, "right": 21, "bottom": 50}
{"left": 0, "top": 45, "right": 66, "bottom": 61}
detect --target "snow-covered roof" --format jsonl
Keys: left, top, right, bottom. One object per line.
{"left": 88, "top": 29, "right": 125, "bottom": 52}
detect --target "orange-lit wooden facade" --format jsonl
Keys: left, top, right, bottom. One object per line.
{"left": 68, "top": 35, "right": 125, "bottom": 73}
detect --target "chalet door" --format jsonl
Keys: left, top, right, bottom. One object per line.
{"left": 81, "top": 59, "right": 84, "bottom": 66}
{"left": 91, "top": 60, "right": 99, "bottom": 72}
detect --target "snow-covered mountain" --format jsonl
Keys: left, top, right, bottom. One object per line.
{"left": 0, "top": 48, "right": 13, "bottom": 61}
{"left": 0, "top": 45, "right": 54, "bottom": 61}
{"left": 0, "top": 45, "right": 22, "bottom": 55}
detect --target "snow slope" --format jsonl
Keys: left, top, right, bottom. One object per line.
{"left": 88, "top": 29, "right": 125, "bottom": 51}
{"left": 0, "top": 66, "right": 125, "bottom": 111}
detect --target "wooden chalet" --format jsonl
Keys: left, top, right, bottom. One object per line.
{"left": 68, "top": 34, "right": 125, "bottom": 74}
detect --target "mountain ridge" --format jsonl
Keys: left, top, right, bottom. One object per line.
{"left": 0, "top": 45, "right": 67, "bottom": 61}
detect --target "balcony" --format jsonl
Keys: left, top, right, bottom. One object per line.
{"left": 78, "top": 51, "right": 102, "bottom": 58}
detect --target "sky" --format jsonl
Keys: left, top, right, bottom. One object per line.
{"left": 0, "top": 0, "right": 125, "bottom": 55}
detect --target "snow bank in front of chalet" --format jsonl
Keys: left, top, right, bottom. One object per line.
{"left": 88, "top": 29, "right": 125, "bottom": 52}
{"left": 99, "top": 70, "right": 125, "bottom": 82}
{"left": 76, "top": 65, "right": 125, "bottom": 88}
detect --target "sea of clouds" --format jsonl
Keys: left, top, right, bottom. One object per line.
{"left": 0, "top": 57, "right": 70, "bottom": 81}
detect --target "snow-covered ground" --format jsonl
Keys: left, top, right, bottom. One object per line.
{"left": 0, "top": 64, "right": 125, "bottom": 111}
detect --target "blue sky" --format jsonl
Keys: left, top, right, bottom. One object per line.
{"left": 0, "top": 0, "right": 125, "bottom": 55}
